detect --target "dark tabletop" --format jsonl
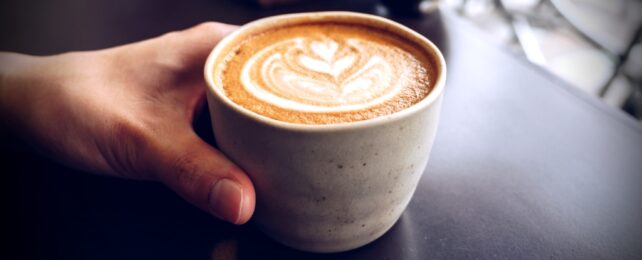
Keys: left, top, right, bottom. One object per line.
{"left": 1, "top": 0, "right": 641, "bottom": 259}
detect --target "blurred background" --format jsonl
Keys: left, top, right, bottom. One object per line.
{"left": 438, "top": 0, "right": 642, "bottom": 120}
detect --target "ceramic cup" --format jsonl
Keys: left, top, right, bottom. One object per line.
{"left": 204, "top": 11, "right": 446, "bottom": 253}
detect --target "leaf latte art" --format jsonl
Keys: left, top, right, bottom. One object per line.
{"left": 219, "top": 23, "right": 436, "bottom": 124}
{"left": 242, "top": 37, "right": 405, "bottom": 112}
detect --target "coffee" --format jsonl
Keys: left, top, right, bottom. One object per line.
{"left": 215, "top": 21, "right": 438, "bottom": 124}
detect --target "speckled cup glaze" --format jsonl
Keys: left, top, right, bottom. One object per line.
{"left": 205, "top": 12, "right": 446, "bottom": 253}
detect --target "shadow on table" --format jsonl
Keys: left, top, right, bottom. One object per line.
{"left": 218, "top": 213, "right": 419, "bottom": 260}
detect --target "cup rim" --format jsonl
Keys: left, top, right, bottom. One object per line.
{"left": 204, "top": 11, "right": 446, "bottom": 132}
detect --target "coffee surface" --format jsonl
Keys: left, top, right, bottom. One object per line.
{"left": 218, "top": 22, "right": 437, "bottom": 124}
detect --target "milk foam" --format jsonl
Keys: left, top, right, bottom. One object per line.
{"left": 219, "top": 22, "right": 435, "bottom": 124}
{"left": 240, "top": 37, "right": 409, "bottom": 113}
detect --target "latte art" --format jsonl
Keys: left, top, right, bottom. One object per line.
{"left": 242, "top": 37, "right": 408, "bottom": 112}
{"left": 218, "top": 22, "right": 436, "bottom": 124}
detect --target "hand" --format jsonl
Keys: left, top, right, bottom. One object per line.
{"left": 0, "top": 22, "right": 255, "bottom": 224}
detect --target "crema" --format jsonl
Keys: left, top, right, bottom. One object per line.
{"left": 217, "top": 22, "right": 437, "bottom": 124}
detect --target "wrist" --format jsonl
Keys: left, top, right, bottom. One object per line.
{"left": 0, "top": 52, "right": 39, "bottom": 134}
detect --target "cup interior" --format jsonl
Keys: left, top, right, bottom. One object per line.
{"left": 204, "top": 11, "right": 447, "bottom": 131}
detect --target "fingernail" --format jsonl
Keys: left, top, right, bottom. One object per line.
{"left": 210, "top": 178, "right": 244, "bottom": 224}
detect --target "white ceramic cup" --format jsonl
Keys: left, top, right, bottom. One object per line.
{"left": 204, "top": 11, "right": 446, "bottom": 253}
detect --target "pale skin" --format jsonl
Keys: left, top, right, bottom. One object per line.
{"left": 0, "top": 22, "right": 255, "bottom": 225}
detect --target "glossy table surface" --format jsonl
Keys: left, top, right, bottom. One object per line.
{"left": 1, "top": 0, "right": 641, "bottom": 259}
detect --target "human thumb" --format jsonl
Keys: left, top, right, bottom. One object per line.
{"left": 154, "top": 131, "right": 255, "bottom": 225}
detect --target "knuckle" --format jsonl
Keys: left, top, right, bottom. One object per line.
{"left": 111, "top": 117, "right": 150, "bottom": 146}
{"left": 104, "top": 117, "right": 157, "bottom": 179}
{"left": 197, "top": 22, "right": 225, "bottom": 33}
{"left": 195, "top": 22, "right": 237, "bottom": 37}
